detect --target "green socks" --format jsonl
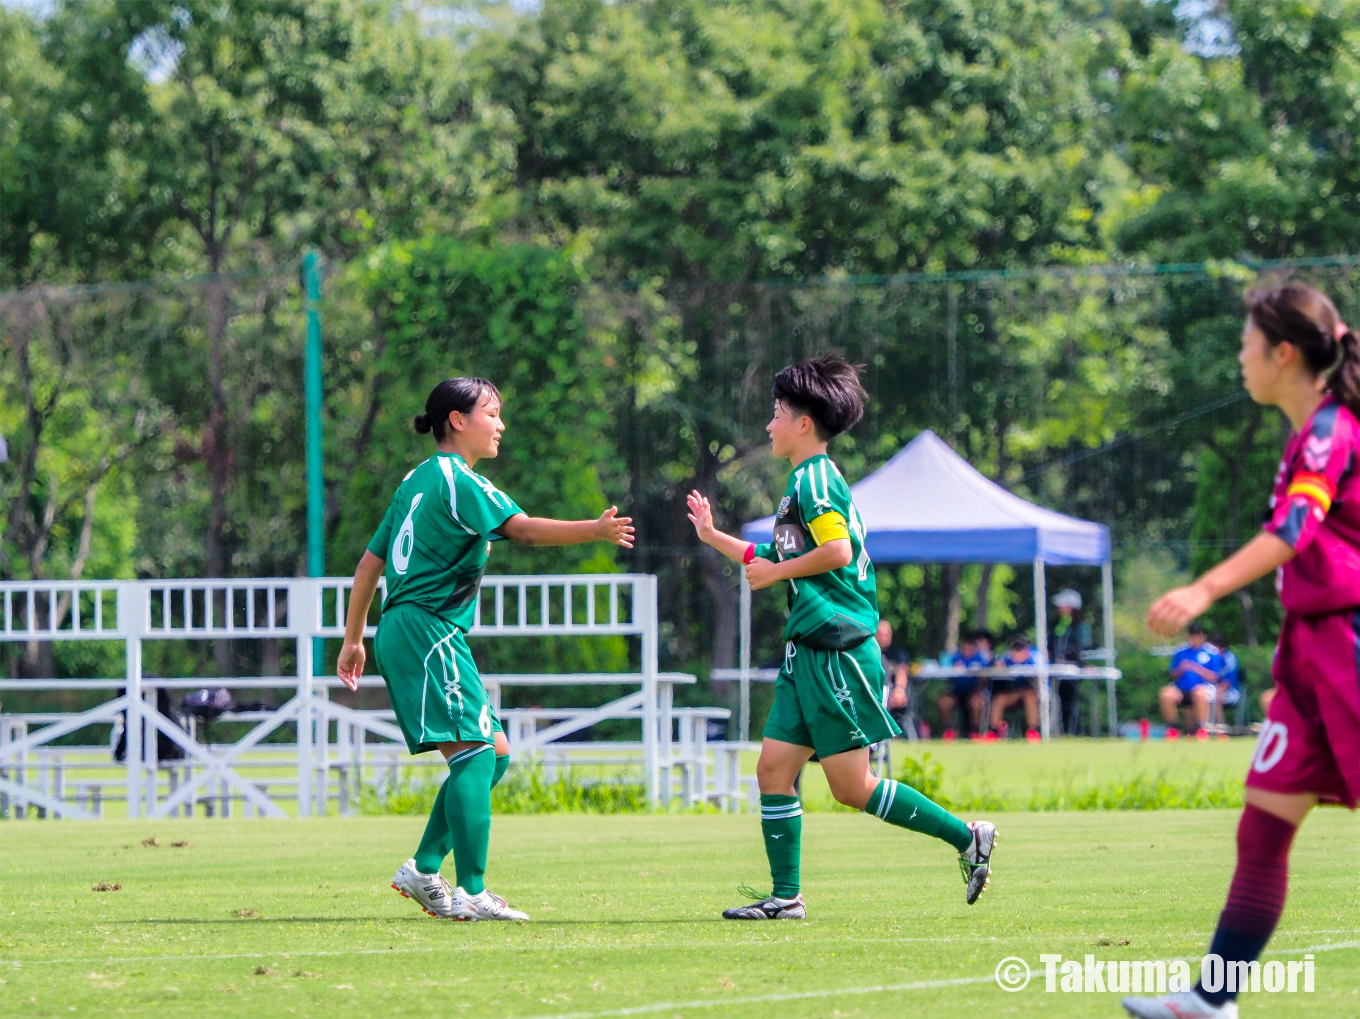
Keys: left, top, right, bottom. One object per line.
{"left": 760, "top": 794, "right": 803, "bottom": 899}
{"left": 443, "top": 745, "right": 495, "bottom": 894}
{"left": 864, "top": 778, "right": 972, "bottom": 853}
{"left": 411, "top": 745, "right": 497, "bottom": 892}
{"left": 412, "top": 778, "right": 452, "bottom": 875}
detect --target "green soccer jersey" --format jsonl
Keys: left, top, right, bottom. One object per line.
{"left": 754, "top": 454, "right": 878, "bottom": 650}
{"left": 367, "top": 452, "right": 523, "bottom": 632}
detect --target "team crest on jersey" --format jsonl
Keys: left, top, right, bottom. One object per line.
{"left": 1303, "top": 434, "right": 1332, "bottom": 471}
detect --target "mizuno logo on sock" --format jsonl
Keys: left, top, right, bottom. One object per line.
{"left": 770, "top": 834, "right": 783, "bottom": 839}
{"left": 910, "top": 807, "right": 918, "bottom": 820}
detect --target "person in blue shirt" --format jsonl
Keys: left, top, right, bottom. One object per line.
{"left": 1158, "top": 621, "right": 1223, "bottom": 733}
{"left": 987, "top": 636, "right": 1042, "bottom": 741}
{"left": 1210, "top": 631, "right": 1243, "bottom": 724}
{"left": 936, "top": 630, "right": 991, "bottom": 738}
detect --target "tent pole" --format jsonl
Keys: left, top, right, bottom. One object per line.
{"left": 739, "top": 571, "right": 752, "bottom": 743}
{"left": 1033, "top": 556, "right": 1051, "bottom": 742}
{"left": 1103, "top": 559, "right": 1117, "bottom": 737}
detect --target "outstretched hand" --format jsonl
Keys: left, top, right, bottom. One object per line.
{"left": 686, "top": 490, "right": 715, "bottom": 543}
{"left": 337, "top": 641, "right": 366, "bottom": 692}
{"left": 596, "top": 506, "right": 635, "bottom": 548}
{"left": 1146, "top": 583, "right": 1213, "bottom": 638}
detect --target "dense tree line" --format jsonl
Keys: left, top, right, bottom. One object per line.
{"left": 3, "top": 1, "right": 1359, "bottom": 701}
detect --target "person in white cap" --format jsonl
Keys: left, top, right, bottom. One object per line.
{"left": 1051, "top": 589, "right": 1091, "bottom": 734}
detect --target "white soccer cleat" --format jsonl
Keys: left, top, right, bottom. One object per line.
{"left": 450, "top": 887, "right": 530, "bottom": 921}
{"left": 1121, "top": 990, "right": 1239, "bottom": 1018}
{"left": 391, "top": 859, "right": 455, "bottom": 919}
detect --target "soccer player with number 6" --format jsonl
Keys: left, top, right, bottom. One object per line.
{"left": 336, "top": 378, "right": 634, "bottom": 922}
{"left": 1124, "top": 283, "right": 1360, "bottom": 1019}
{"left": 687, "top": 356, "right": 996, "bottom": 920}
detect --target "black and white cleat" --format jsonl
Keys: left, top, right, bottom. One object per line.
{"left": 721, "top": 892, "right": 806, "bottom": 920}
{"left": 958, "top": 821, "right": 996, "bottom": 905}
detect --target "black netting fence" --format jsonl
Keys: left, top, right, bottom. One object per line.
{"left": 5, "top": 254, "right": 1359, "bottom": 720}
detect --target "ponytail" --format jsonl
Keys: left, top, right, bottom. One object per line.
{"left": 1329, "top": 325, "right": 1360, "bottom": 418}
{"left": 413, "top": 377, "right": 501, "bottom": 441}
{"left": 1247, "top": 282, "right": 1360, "bottom": 415}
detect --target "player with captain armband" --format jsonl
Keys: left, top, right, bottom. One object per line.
{"left": 1124, "top": 283, "right": 1360, "bottom": 1018}
{"left": 687, "top": 355, "right": 997, "bottom": 920}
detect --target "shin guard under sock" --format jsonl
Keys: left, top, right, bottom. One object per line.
{"left": 864, "top": 778, "right": 973, "bottom": 853}
{"left": 1196, "top": 804, "right": 1298, "bottom": 1006}
{"left": 412, "top": 779, "right": 452, "bottom": 875}
{"left": 443, "top": 745, "right": 496, "bottom": 895}
{"left": 414, "top": 750, "right": 508, "bottom": 876}
{"left": 760, "top": 794, "right": 802, "bottom": 899}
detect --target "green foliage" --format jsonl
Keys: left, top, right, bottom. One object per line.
{"left": 358, "top": 766, "right": 651, "bottom": 816}
{"left": 894, "top": 751, "right": 946, "bottom": 804}
{"left": 1111, "top": 0, "right": 1360, "bottom": 262}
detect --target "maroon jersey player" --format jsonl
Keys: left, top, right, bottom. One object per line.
{"left": 1125, "top": 283, "right": 1360, "bottom": 1019}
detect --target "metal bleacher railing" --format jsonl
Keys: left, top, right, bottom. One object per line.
{"left": 0, "top": 575, "right": 753, "bottom": 820}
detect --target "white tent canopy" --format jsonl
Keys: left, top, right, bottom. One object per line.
{"left": 740, "top": 430, "right": 1110, "bottom": 563}
{"left": 734, "top": 430, "right": 1116, "bottom": 741}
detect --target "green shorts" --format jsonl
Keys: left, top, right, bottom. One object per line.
{"left": 763, "top": 637, "right": 900, "bottom": 758}
{"left": 373, "top": 603, "right": 501, "bottom": 755}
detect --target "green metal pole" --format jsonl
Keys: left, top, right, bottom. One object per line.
{"left": 304, "top": 251, "right": 325, "bottom": 675}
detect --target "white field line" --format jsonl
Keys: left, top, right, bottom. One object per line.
{"left": 512, "top": 937, "right": 1360, "bottom": 1019}
{"left": 517, "top": 976, "right": 996, "bottom": 1019}
{"left": 1, "top": 931, "right": 1356, "bottom": 972}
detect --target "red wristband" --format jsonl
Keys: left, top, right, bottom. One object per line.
{"left": 742, "top": 543, "right": 756, "bottom": 565}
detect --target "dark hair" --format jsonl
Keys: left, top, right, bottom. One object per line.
{"left": 1247, "top": 282, "right": 1360, "bottom": 415}
{"left": 1009, "top": 636, "right": 1030, "bottom": 653}
{"left": 1187, "top": 622, "right": 1206, "bottom": 636}
{"left": 771, "top": 354, "right": 867, "bottom": 441}
{"left": 1209, "top": 631, "right": 1228, "bottom": 649}
{"left": 413, "top": 377, "right": 501, "bottom": 441}
{"left": 967, "top": 628, "right": 994, "bottom": 646}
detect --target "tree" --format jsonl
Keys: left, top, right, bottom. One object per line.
{"left": 478, "top": 0, "right": 1130, "bottom": 664}
{"left": 0, "top": 3, "right": 163, "bottom": 285}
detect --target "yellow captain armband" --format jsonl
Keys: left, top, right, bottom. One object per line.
{"left": 1287, "top": 471, "right": 1335, "bottom": 513}
{"left": 807, "top": 511, "right": 850, "bottom": 547}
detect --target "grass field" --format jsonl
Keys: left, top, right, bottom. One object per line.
{"left": 3, "top": 806, "right": 1359, "bottom": 1018}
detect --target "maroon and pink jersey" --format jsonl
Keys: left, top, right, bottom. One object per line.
{"left": 1264, "top": 395, "right": 1360, "bottom": 616}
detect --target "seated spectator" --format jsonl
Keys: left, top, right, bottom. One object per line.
{"left": 877, "top": 619, "right": 911, "bottom": 726}
{"left": 973, "top": 629, "right": 995, "bottom": 667}
{"left": 1158, "top": 622, "right": 1222, "bottom": 734}
{"left": 1210, "top": 632, "right": 1243, "bottom": 724}
{"left": 936, "top": 630, "right": 991, "bottom": 738}
{"left": 1051, "top": 589, "right": 1092, "bottom": 735}
{"left": 988, "top": 636, "right": 1042, "bottom": 741}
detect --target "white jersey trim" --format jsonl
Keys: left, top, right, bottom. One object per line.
{"left": 436, "top": 457, "right": 478, "bottom": 536}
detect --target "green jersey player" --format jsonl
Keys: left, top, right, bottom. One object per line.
{"left": 337, "top": 377, "right": 633, "bottom": 921}
{"left": 687, "top": 356, "right": 997, "bottom": 918}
